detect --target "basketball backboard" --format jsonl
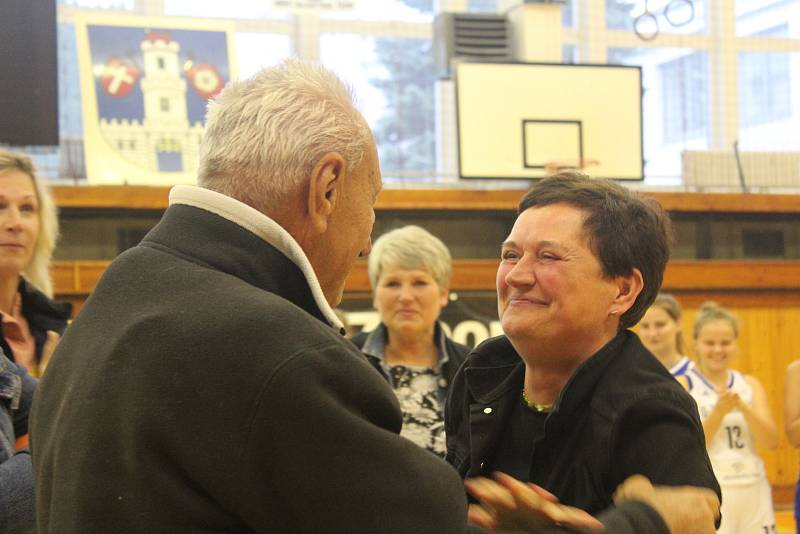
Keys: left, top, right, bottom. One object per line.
{"left": 455, "top": 61, "right": 643, "bottom": 181}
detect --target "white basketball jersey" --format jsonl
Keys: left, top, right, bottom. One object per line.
{"left": 686, "top": 368, "right": 764, "bottom": 486}
{"left": 669, "top": 355, "right": 695, "bottom": 377}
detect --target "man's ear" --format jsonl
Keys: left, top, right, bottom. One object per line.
{"left": 307, "top": 152, "right": 346, "bottom": 234}
{"left": 610, "top": 268, "right": 644, "bottom": 317}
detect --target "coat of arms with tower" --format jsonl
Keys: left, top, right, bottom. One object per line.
{"left": 98, "top": 31, "right": 221, "bottom": 173}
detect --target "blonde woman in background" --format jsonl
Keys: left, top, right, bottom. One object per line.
{"left": 684, "top": 301, "right": 778, "bottom": 534}
{"left": 639, "top": 293, "right": 694, "bottom": 377}
{"left": 0, "top": 150, "right": 70, "bottom": 533}
{"left": 0, "top": 150, "right": 69, "bottom": 377}
{"left": 350, "top": 225, "right": 470, "bottom": 457}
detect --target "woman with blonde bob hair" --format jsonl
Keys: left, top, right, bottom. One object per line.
{"left": 350, "top": 225, "right": 470, "bottom": 457}
{"left": 0, "top": 149, "right": 70, "bottom": 375}
{"left": 684, "top": 301, "right": 777, "bottom": 534}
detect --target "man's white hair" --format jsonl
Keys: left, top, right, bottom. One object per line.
{"left": 198, "top": 58, "right": 372, "bottom": 214}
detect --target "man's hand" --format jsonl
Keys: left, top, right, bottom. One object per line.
{"left": 465, "top": 472, "right": 604, "bottom": 533}
{"left": 613, "top": 475, "right": 720, "bottom": 534}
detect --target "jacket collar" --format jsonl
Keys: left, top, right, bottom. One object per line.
{"left": 361, "top": 321, "right": 451, "bottom": 371}
{"left": 464, "top": 336, "right": 524, "bottom": 404}
{"left": 18, "top": 278, "right": 71, "bottom": 324}
{"left": 166, "top": 185, "right": 344, "bottom": 333}
{"left": 464, "top": 331, "right": 629, "bottom": 415}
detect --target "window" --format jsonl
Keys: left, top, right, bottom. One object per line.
{"left": 736, "top": 0, "right": 800, "bottom": 37}
{"left": 609, "top": 47, "right": 710, "bottom": 182}
{"left": 609, "top": 0, "right": 708, "bottom": 34}
{"left": 562, "top": 44, "right": 578, "bottom": 63}
{"left": 607, "top": 0, "right": 638, "bottom": 31}
{"left": 561, "top": 0, "right": 576, "bottom": 28}
{"left": 468, "top": 0, "right": 496, "bottom": 12}
{"left": 739, "top": 25, "right": 791, "bottom": 128}
{"left": 739, "top": 51, "right": 791, "bottom": 127}
{"left": 320, "top": 0, "right": 432, "bottom": 21}
{"left": 160, "top": 98, "right": 170, "bottom": 112}
{"left": 48, "top": 0, "right": 800, "bottom": 187}
{"left": 235, "top": 33, "right": 293, "bottom": 78}
{"left": 659, "top": 52, "right": 709, "bottom": 143}
{"left": 58, "top": 24, "right": 83, "bottom": 138}
{"left": 164, "top": 0, "right": 290, "bottom": 20}
{"left": 321, "top": 34, "right": 436, "bottom": 180}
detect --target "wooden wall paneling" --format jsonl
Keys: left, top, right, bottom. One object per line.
{"left": 338, "top": 260, "right": 800, "bottom": 293}
{"left": 665, "top": 261, "right": 800, "bottom": 290}
{"left": 54, "top": 186, "right": 170, "bottom": 210}
{"left": 53, "top": 186, "right": 800, "bottom": 214}
{"left": 52, "top": 260, "right": 109, "bottom": 295}
{"left": 649, "top": 192, "right": 800, "bottom": 214}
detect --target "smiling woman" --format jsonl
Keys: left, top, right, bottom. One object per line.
{"left": 684, "top": 302, "right": 779, "bottom": 534}
{"left": 0, "top": 150, "right": 71, "bottom": 376}
{"left": 0, "top": 149, "right": 71, "bottom": 534}
{"left": 445, "top": 171, "right": 720, "bottom": 526}
{"left": 350, "top": 225, "right": 470, "bottom": 457}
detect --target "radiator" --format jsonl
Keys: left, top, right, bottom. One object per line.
{"left": 682, "top": 150, "right": 800, "bottom": 189}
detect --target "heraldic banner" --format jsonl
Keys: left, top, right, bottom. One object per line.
{"left": 75, "top": 14, "right": 237, "bottom": 185}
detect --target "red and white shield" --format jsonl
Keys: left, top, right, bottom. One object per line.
{"left": 186, "top": 63, "right": 224, "bottom": 99}
{"left": 100, "top": 57, "right": 140, "bottom": 97}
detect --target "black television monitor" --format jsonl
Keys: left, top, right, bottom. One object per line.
{"left": 0, "top": 0, "right": 59, "bottom": 146}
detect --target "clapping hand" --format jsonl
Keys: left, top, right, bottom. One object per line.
{"left": 715, "top": 390, "right": 740, "bottom": 415}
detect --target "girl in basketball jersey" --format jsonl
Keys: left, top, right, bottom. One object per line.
{"left": 639, "top": 293, "right": 694, "bottom": 377}
{"left": 685, "top": 302, "right": 778, "bottom": 534}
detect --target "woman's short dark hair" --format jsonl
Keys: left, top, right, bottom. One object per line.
{"left": 518, "top": 170, "right": 672, "bottom": 330}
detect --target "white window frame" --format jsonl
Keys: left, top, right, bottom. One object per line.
{"left": 56, "top": 0, "right": 800, "bottom": 183}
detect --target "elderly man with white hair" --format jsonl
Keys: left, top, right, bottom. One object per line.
{"left": 31, "top": 59, "right": 718, "bottom": 534}
{"left": 30, "top": 58, "right": 451, "bottom": 533}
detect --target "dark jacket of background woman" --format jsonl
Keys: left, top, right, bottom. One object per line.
{"left": 351, "top": 321, "right": 470, "bottom": 405}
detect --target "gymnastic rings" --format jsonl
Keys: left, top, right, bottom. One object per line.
{"left": 664, "top": 0, "right": 695, "bottom": 27}
{"left": 633, "top": 0, "right": 696, "bottom": 42}
{"left": 633, "top": 0, "right": 659, "bottom": 41}
{"left": 634, "top": 11, "right": 659, "bottom": 41}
